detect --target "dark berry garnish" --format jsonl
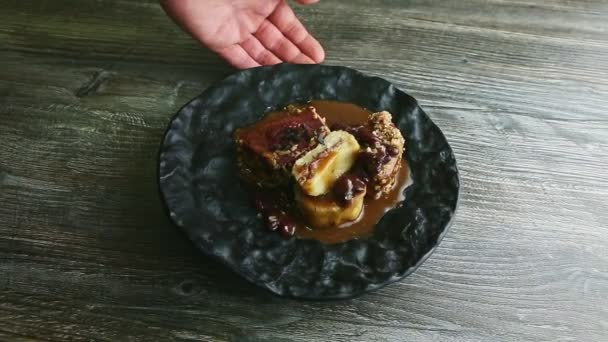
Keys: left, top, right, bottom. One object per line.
{"left": 278, "top": 218, "right": 297, "bottom": 237}
{"left": 269, "top": 124, "right": 310, "bottom": 150}
{"left": 386, "top": 144, "right": 400, "bottom": 157}
{"left": 379, "top": 146, "right": 393, "bottom": 164}
{"left": 352, "top": 127, "right": 379, "bottom": 147}
{"left": 358, "top": 150, "right": 381, "bottom": 175}
{"left": 354, "top": 166, "right": 371, "bottom": 183}
{"left": 254, "top": 192, "right": 297, "bottom": 238}
{"left": 333, "top": 174, "right": 367, "bottom": 206}
{"left": 266, "top": 214, "right": 281, "bottom": 231}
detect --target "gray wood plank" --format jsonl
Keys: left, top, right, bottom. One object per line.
{"left": 1, "top": 0, "right": 607, "bottom": 341}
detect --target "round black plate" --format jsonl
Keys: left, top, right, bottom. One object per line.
{"left": 158, "top": 64, "right": 459, "bottom": 300}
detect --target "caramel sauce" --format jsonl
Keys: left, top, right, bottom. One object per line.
{"left": 294, "top": 100, "right": 412, "bottom": 244}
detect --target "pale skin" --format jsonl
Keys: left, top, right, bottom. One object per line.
{"left": 160, "top": 0, "right": 325, "bottom": 69}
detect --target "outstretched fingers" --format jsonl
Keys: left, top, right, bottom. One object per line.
{"left": 268, "top": 1, "right": 324, "bottom": 63}
{"left": 254, "top": 20, "right": 315, "bottom": 64}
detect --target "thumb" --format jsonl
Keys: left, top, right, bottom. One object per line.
{"left": 295, "top": 0, "right": 320, "bottom": 4}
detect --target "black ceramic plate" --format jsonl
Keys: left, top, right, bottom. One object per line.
{"left": 158, "top": 64, "right": 459, "bottom": 300}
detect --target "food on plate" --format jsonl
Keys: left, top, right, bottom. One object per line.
{"left": 292, "top": 130, "right": 360, "bottom": 196}
{"left": 233, "top": 101, "right": 407, "bottom": 243}
{"left": 334, "top": 111, "right": 405, "bottom": 199}
{"left": 234, "top": 106, "right": 330, "bottom": 188}
{"left": 295, "top": 173, "right": 366, "bottom": 228}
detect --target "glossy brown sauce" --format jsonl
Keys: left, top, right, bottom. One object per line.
{"left": 293, "top": 100, "right": 411, "bottom": 244}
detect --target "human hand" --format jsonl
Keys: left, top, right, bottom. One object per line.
{"left": 161, "top": 0, "right": 325, "bottom": 69}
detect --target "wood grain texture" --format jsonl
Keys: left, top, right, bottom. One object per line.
{"left": 1, "top": 0, "right": 607, "bottom": 341}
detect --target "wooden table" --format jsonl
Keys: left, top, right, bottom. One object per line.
{"left": 2, "top": 0, "right": 607, "bottom": 340}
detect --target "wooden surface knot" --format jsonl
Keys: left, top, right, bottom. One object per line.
{"left": 76, "top": 70, "right": 115, "bottom": 97}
